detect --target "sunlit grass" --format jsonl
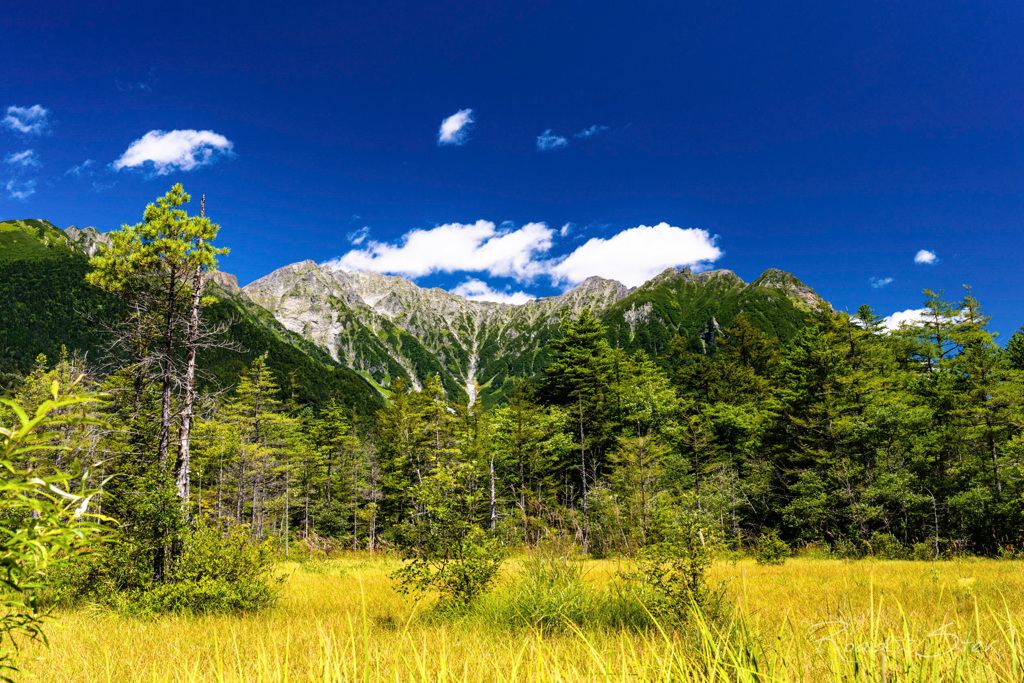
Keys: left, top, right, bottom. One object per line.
{"left": 18, "top": 554, "right": 1024, "bottom": 681}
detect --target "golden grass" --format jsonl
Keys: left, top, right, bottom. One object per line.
{"left": 16, "top": 555, "right": 1024, "bottom": 682}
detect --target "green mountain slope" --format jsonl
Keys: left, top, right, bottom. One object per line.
{"left": 0, "top": 220, "right": 383, "bottom": 417}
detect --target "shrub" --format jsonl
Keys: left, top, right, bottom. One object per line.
{"left": 59, "top": 520, "right": 281, "bottom": 616}
{"left": 619, "top": 516, "right": 718, "bottom": 626}
{"left": 391, "top": 462, "right": 505, "bottom": 611}
{"left": 867, "top": 532, "right": 908, "bottom": 560}
{"left": 755, "top": 528, "right": 790, "bottom": 565}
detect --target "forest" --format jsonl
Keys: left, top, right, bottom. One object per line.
{"left": 5, "top": 185, "right": 1024, "bottom": 681}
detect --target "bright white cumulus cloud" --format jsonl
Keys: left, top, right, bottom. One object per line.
{"left": 451, "top": 279, "right": 536, "bottom": 305}
{"left": 326, "top": 220, "right": 555, "bottom": 281}
{"left": 5, "top": 149, "right": 39, "bottom": 167}
{"left": 324, "top": 221, "right": 724, "bottom": 294}
{"left": 881, "top": 308, "right": 929, "bottom": 332}
{"left": 549, "top": 223, "right": 722, "bottom": 288}
{"left": 2, "top": 105, "right": 50, "bottom": 135}
{"left": 914, "top": 249, "right": 938, "bottom": 265}
{"left": 437, "top": 109, "right": 475, "bottom": 145}
{"left": 113, "top": 129, "right": 234, "bottom": 175}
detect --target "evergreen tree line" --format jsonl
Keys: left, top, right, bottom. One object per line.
{"left": 13, "top": 286, "right": 1024, "bottom": 567}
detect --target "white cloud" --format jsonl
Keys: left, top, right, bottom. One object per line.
{"left": 437, "top": 109, "right": 475, "bottom": 146}
{"left": 574, "top": 124, "right": 608, "bottom": 139}
{"left": 451, "top": 279, "right": 536, "bottom": 305}
{"left": 325, "top": 220, "right": 555, "bottom": 281}
{"left": 113, "top": 129, "right": 234, "bottom": 175}
{"left": 549, "top": 223, "right": 722, "bottom": 287}
{"left": 881, "top": 308, "right": 929, "bottom": 332}
{"left": 6, "top": 179, "right": 36, "bottom": 200}
{"left": 66, "top": 159, "right": 96, "bottom": 177}
{"left": 536, "top": 129, "right": 569, "bottom": 151}
{"left": 560, "top": 223, "right": 574, "bottom": 237}
{"left": 914, "top": 249, "right": 938, "bottom": 265}
{"left": 347, "top": 226, "right": 370, "bottom": 245}
{"left": 2, "top": 105, "right": 50, "bottom": 135}
{"left": 5, "top": 149, "right": 39, "bottom": 167}
{"left": 869, "top": 276, "right": 894, "bottom": 289}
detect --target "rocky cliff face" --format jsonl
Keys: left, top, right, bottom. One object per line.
{"left": 242, "top": 262, "right": 634, "bottom": 403}
{"left": 63, "top": 226, "right": 111, "bottom": 257}
{"left": 242, "top": 261, "right": 820, "bottom": 406}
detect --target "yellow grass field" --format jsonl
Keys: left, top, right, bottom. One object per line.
{"left": 16, "top": 555, "right": 1024, "bottom": 682}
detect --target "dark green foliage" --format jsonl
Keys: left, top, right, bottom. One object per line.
{"left": 755, "top": 529, "right": 790, "bottom": 565}
{"left": 0, "top": 245, "right": 121, "bottom": 375}
{"left": 61, "top": 521, "right": 280, "bottom": 616}
{"left": 126, "top": 522, "right": 279, "bottom": 615}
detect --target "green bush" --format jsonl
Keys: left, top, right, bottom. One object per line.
{"left": 619, "top": 518, "right": 718, "bottom": 626}
{"left": 391, "top": 462, "right": 505, "bottom": 611}
{"left": 59, "top": 521, "right": 280, "bottom": 616}
{"left": 755, "top": 528, "right": 790, "bottom": 565}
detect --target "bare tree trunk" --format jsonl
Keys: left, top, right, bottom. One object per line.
{"left": 353, "top": 458, "right": 359, "bottom": 551}
{"left": 489, "top": 454, "right": 497, "bottom": 531}
{"left": 158, "top": 270, "right": 178, "bottom": 466}
{"left": 578, "top": 395, "right": 588, "bottom": 554}
{"left": 176, "top": 195, "right": 207, "bottom": 511}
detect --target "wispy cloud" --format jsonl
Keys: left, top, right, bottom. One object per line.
{"left": 560, "top": 223, "right": 574, "bottom": 237}
{"left": 92, "top": 180, "right": 116, "bottom": 193}
{"left": 66, "top": 159, "right": 96, "bottom": 177}
{"left": 869, "top": 276, "right": 894, "bottom": 289}
{"left": 549, "top": 223, "right": 721, "bottom": 287}
{"left": 115, "top": 67, "right": 157, "bottom": 93}
{"left": 914, "top": 249, "right": 938, "bottom": 265}
{"left": 5, "top": 149, "right": 39, "bottom": 167}
{"left": 437, "top": 109, "right": 475, "bottom": 146}
{"left": 326, "top": 220, "right": 554, "bottom": 281}
{"left": 2, "top": 105, "right": 50, "bottom": 135}
{"left": 451, "top": 279, "right": 536, "bottom": 305}
{"left": 113, "top": 129, "right": 234, "bottom": 175}
{"left": 574, "top": 124, "right": 608, "bottom": 139}
{"left": 6, "top": 179, "right": 36, "bottom": 200}
{"left": 347, "top": 226, "right": 370, "bottom": 245}
{"left": 536, "top": 129, "right": 569, "bottom": 152}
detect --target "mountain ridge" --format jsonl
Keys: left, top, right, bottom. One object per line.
{"left": 242, "top": 258, "right": 821, "bottom": 405}
{"left": 2, "top": 218, "right": 823, "bottom": 408}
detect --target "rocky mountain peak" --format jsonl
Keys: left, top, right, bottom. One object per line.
{"left": 63, "top": 225, "right": 111, "bottom": 257}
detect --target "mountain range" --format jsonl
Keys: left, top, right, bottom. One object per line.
{"left": 1, "top": 218, "right": 824, "bottom": 408}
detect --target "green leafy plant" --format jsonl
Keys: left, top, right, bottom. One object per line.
{"left": 0, "top": 383, "right": 102, "bottom": 682}
{"left": 619, "top": 517, "right": 717, "bottom": 626}
{"left": 755, "top": 528, "right": 790, "bottom": 565}
{"left": 391, "top": 461, "right": 505, "bottom": 611}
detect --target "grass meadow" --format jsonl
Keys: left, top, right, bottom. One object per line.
{"left": 17, "top": 554, "right": 1024, "bottom": 682}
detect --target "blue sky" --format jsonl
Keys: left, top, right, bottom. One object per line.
{"left": 3, "top": 1, "right": 1023, "bottom": 334}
